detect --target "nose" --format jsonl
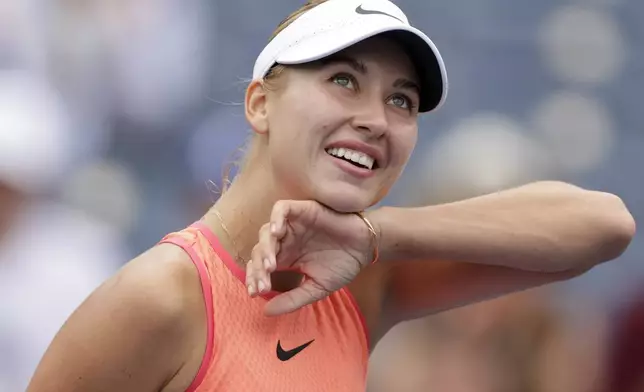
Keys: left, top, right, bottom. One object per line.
{"left": 351, "top": 99, "right": 388, "bottom": 139}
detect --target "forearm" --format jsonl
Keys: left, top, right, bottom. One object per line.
{"left": 370, "top": 181, "right": 635, "bottom": 272}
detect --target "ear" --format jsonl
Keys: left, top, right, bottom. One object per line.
{"left": 245, "top": 80, "right": 269, "bottom": 135}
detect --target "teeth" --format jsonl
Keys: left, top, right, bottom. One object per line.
{"left": 326, "top": 147, "right": 375, "bottom": 170}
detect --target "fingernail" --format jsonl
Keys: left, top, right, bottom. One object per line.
{"left": 248, "top": 283, "right": 256, "bottom": 296}
{"left": 258, "top": 280, "right": 266, "bottom": 293}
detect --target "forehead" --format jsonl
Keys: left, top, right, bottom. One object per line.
{"left": 329, "top": 36, "right": 418, "bottom": 80}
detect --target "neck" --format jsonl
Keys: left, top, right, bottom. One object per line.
{"left": 202, "top": 160, "right": 281, "bottom": 268}
{"left": 200, "top": 145, "right": 310, "bottom": 292}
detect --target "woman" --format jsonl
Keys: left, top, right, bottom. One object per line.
{"left": 28, "top": 0, "right": 635, "bottom": 391}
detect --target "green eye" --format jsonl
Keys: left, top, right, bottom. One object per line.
{"left": 388, "top": 95, "right": 410, "bottom": 109}
{"left": 332, "top": 74, "right": 356, "bottom": 90}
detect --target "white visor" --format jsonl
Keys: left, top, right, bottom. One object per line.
{"left": 252, "top": 0, "right": 448, "bottom": 112}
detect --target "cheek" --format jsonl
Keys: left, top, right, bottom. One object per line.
{"left": 370, "top": 131, "right": 417, "bottom": 204}
{"left": 267, "top": 100, "right": 309, "bottom": 148}
{"left": 270, "top": 90, "right": 345, "bottom": 151}
{"left": 391, "top": 127, "right": 418, "bottom": 169}
{"left": 266, "top": 97, "right": 330, "bottom": 181}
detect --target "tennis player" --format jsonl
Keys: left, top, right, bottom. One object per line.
{"left": 27, "top": 0, "right": 635, "bottom": 391}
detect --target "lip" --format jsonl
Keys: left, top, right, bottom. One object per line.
{"left": 325, "top": 140, "right": 385, "bottom": 168}
{"left": 326, "top": 153, "right": 376, "bottom": 179}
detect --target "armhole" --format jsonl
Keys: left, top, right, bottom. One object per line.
{"left": 159, "top": 237, "right": 215, "bottom": 392}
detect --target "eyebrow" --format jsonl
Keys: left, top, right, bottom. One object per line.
{"left": 319, "top": 54, "right": 420, "bottom": 96}
{"left": 393, "top": 78, "right": 420, "bottom": 97}
{"left": 318, "top": 55, "right": 367, "bottom": 74}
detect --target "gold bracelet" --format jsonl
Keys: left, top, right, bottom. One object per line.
{"left": 354, "top": 211, "right": 379, "bottom": 264}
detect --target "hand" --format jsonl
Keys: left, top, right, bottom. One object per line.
{"left": 246, "top": 200, "right": 377, "bottom": 316}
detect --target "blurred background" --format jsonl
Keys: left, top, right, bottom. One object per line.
{"left": 0, "top": 0, "right": 642, "bottom": 391}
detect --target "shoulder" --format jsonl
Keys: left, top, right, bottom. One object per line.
{"left": 27, "top": 243, "right": 208, "bottom": 392}
{"left": 111, "top": 243, "right": 205, "bottom": 322}
{"left": 105, "top": 243, "right": 209, "bottom": 357}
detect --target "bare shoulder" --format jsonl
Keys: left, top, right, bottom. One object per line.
{"left": 94, "top": 243, "right": 206, "bottom": 341}
{"left": 122, "top": 243, "right": 206, "bottom": 314}
{"left": 27, "top": 243, "right": 207, "bottom": 392}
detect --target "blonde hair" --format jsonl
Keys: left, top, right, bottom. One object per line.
{"left": 217, "top": 0, "right": 329, "bottom": 194}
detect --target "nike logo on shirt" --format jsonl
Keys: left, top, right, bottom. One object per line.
{"left": 276, "top": 339, "right": 315, "bottom": 361}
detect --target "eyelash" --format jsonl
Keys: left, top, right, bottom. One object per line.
{"left": 330, "top": 73, "right": 358, "bottom": 91}
{"left": 329, "top": 73, "right": 416, "bottom": 112}
{"left": 389, "top": 94, "right": 416, "bottom": 111}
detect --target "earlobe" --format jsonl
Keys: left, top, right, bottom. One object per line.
{"left": 245, "top": 80, "right": 270, "bottom": 135}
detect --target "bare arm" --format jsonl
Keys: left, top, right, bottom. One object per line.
{"left": 26, "top": 246, "right": 205, "bottom": 392}
{"left": 354, "top": 182, "right": 635, "bottom": 329}
{"left": 370, "top": 181, "right": 635, "bottom": 273}
{"left": 246, "top": 181, "right": 634, "bottom": 319}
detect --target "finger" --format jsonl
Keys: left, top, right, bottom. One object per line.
{"left": 263, "top": 279, "right": 330, "bottom": 316}
{"left": 246, "top": 245, "right": 272, "bottom": 297}
{"left": 270, "top": 200, "right": 313, "bottom": 238}
{"left": 258, "top": 223, "right": 279, "bottom": 273}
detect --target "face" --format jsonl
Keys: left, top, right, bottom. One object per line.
{"left": 254, "top": 36, "right": 420, "bottom": 212}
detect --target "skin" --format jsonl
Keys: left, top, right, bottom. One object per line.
{"left": 0, "top": 182, "right": 25, "bottom": 241}
{"left": 26, "top": 35, "right": 636, "bottom": 392}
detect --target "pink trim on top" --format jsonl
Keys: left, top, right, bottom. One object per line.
{"left": 191, "top": 222, "right": 244, "bottom": 281}
{"left": 159, "top": 236, "right": 215, "bottom": 392}
{"left": 192, "top": 221, "right": 370, "bottom": 347}
{"left": 191, "top": 221, "right": 281, "bottom": 300}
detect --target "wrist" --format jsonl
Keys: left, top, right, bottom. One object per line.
{"left": 364, "top": 206, "right": 395, "bottom": 263}
{"left": 354, "top": 210, "right": 379, "bottom": 265}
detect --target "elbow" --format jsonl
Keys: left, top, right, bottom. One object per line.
{"left": 520, "top": 182, "right": 634, "bottom": 272}
{"left": 601, "top": 193, "right": 636, "bottom": 258}
{"left": 547, "top": 182, "right": 636, "bottom": 263}
{"left": 587, "top": 191, "right": 636, "bottom": 265}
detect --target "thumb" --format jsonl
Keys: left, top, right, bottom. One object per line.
{"left": 263, "top": 279, "right": 330, "bottom": 316}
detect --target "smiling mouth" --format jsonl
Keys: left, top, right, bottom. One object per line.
{"left": 325, "top": 147, "right": 379, "bottom": 170}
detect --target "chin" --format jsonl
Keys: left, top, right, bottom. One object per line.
{"left": 314, "top": 187, "right": 373, "bottom": 213}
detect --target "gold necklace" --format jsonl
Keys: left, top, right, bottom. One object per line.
{"left": 210, "top": 209, "right": 244, "bottom": 265}
{"left": 210, "top": 209, "right": 379, "bottom": 267}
